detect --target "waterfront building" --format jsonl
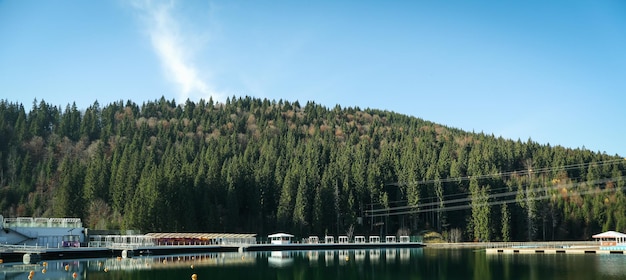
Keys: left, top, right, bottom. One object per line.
{"left": 592, "top": 231, "right": 626, "bottom": 249}
{"left": 0, "top": 215, "right": 85, "bottom": 247}
{"left": 325, "top": 236, "right": 334, "bottom": 244}
{"left": 369, "top": 236, "right": 381, "bottom": 243}
{"left": 308, "top": 236, "right": 319, "bottom": 244}
{"left": 268, "top": 233, "right": 293, "bottom": 244}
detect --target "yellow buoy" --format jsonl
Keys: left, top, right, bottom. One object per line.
{"left": 191, "top": 273, "right": 198, "bottom": 280}
{"left": 29, "top": 270, "right": 35, "bottom": 276}
{"left": 42, "top": 268, "right": 47, "bottom": 274}
{"left": 190, "top": 264, "right": 194, "bottom": 269}
{"left": 42, "top": 261, "right": 47, "bottom": 267}
{"left": 65, "top": 265, "right": 70, "bottom": 271}
{"left": 103, "top": 268, "right": 109, "bottom": 272}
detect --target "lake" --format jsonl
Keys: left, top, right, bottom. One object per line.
{"left": 2, "top": 248, "right": 626, "bottom": 279}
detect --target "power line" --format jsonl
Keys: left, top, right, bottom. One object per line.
{"left": 369, "top": 158, "right": 625, "bottom": 208}
{"left": 387, "top": 158, "right": 625, "bottom": 187}
{"left": 365, "top": 176, "right": 625, "bottom": 218}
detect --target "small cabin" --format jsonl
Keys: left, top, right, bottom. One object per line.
{"left": 399, "top": 235, "right": 410, "bottom": 243}
{"left": 385, "top": 236, "right": 396, "bottom": 243}
{"left": 268, "top": 233, "right": 294, "bottom": 245}
{"left": 338, "top": 236, "right": 349, "bottom": 244}
{"left": 325, "top": 235, "right": 335, "bottom": 244}
{"left": 308, "top": 236, "right": 319, "bottom": 244}
{"left": 354, "top": 236, "right": 366, "bottom": 243}
{"left": 369, "top": 236, "right": 381, "bottom": 243}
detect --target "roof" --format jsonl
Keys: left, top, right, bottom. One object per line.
{"left": 145, "top": 233, "right": 257, "bottom": 239}
{"left": 268, "top": 233, "right": 294, "bottom": 238}
{"left": 592, "top": 231, "right": 626, "bottom": 239}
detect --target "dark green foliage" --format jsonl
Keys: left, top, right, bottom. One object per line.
{"left": 0, "top": 97, "right": 624, "bottom": 241}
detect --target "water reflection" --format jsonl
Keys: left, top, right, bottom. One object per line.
{"left": 307, "top": 250, "right": 319, "bottom": 266}
{"left": 370, "top": 249, "right": 380, "bottom": 264}
{"left": 325, "top": 250, "right": 334, "bottom": 266}
{"left": 0, "top": 260, "right": 87, "bottom": 280}
{"left": 258, "top": 248, "right": 419, "bottom": 268}
{"left": 355, "top": 250, "right": 366, "bottom": 263}
{"left": 0, "top": 252, "right": 258, "bottom": 280}
{"left": 400, "top": 248, "right": 411, "bottom": 264}
{"left": 3, "top": 248, "right": 625, "bottom": 280}
{"left": 268, "top": 251, "right": 293, "bottom": 267}
{"left": 386, "top": 249, "right": 396, "bottom": 263}
{"left": 338, "top": 250, "right": 349, "bottom": 265}
{"left": 596, "top": 255, "right": 626, "bottom": 277}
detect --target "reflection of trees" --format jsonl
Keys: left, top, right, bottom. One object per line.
{"left": 472, "top": 251, "right": 491, "bottom": 280}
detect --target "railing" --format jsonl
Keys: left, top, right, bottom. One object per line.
{"left": 426, "top": 241, "right": 598, "bottom": 249}
{"left": 154, "top": 240, "right": 256, "bottom": 246}
{"left": 0, "top": 244, "right": 47, "bottom": 253}
{"left": 88, "top": 241, "right": 113, "bottom": 248}
{"left": 222, "top": 239, "right": 257, "bottom": 246}
{"left": 487, "top": 241, "right": 597, "bottom": 249}
{"left": 89, "top": 239, "right": 156, "bottom": 248}
{"left": 295, "top": 235, "right": 423, "bottom": 244}
{"left": 3, "top": 217, "right": 82, "bottom": 228}
{"left": 109, "top": 243, "right": 151, "bottom": 250}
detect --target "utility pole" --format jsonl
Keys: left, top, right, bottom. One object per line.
{"left": 526, "top": 159, "right": 534, "bottom": 242}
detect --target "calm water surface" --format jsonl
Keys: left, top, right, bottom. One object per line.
{"left": 3, "top": 248, "right": 626, "bottom": 280}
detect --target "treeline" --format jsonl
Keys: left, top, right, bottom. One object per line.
{"left": 0, "top": 96, "right": 624, "bottom": 241}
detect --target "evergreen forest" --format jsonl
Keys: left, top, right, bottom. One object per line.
{"left": 0, "top": 96, "right": 624, "bottom": 242}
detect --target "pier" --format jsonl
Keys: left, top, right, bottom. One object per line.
{"left": 482, "top": 232, "right": 626, "bottom": 255}
{"left": 486, "top": 246, "right": 626, "bottom": 255}
{"left": 1, "top": 234, "right": 424, "bottom": 264}
{"left": 1, "top": 215, "right": 425, "bottom": 264}
{"left": 482, "top": 241, "right": 626, "bottom": 255}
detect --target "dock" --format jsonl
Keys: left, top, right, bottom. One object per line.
{"left": 0, "top": 215, "right": 425, "bottom": 264}
{"left": 0, "top": 245, "right": 113, "bottom": 263}
{"left": 1, "top": 241, "right": 424, "bottom": 264}
{"left": 484, "top": 241, "right": 626, "bottom": 255}
{"left": 486, "top": 246, "right": 626, "bottom": 255}
{"left": 243, "top": 242, "right": 425, "bottom": 252}
{"left": 484, "top": 231, "right": 626, "bottom": 255}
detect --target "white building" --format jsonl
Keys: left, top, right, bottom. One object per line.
{"left": 0, "top": 215, "right": 85, "bottom": 247}
{"left": 325, "top": 236, "right": 334, "bottom": 244}
{"left": 268, "top": 233, "right": 294, "bottom": 244}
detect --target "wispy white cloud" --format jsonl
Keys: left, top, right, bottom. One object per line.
{"left": 131, "top": 0, "right": 222, "bottom": 102}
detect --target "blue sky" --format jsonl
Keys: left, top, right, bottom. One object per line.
{"left": 1, "top": 0, "right": 625, "bottom": 156}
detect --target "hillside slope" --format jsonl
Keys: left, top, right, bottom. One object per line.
{"left": 0, "top": 96, "right": 624, "bottom": 241}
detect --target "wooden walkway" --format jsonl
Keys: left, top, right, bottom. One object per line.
{"left": 486, "top": 246, "right": 626, "bottom": 255}
{"left": 422, "top": 241, "right": 626, "bottom": 255}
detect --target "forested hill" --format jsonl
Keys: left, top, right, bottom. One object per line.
{"left": 0, "top": 96, "right": 624, "bottom": 242}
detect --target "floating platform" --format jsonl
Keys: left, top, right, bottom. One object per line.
{"left": 0, "top": 245, "right": 241, "bottom": 263}
{"left": 244, "top": 242, "right": 425, "bottom": 252}
{"left": 0, "top": 247, "right": 113, "bottom": 263}
{"left": 486, "top": 246, "right": 626, "bottom": 255}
